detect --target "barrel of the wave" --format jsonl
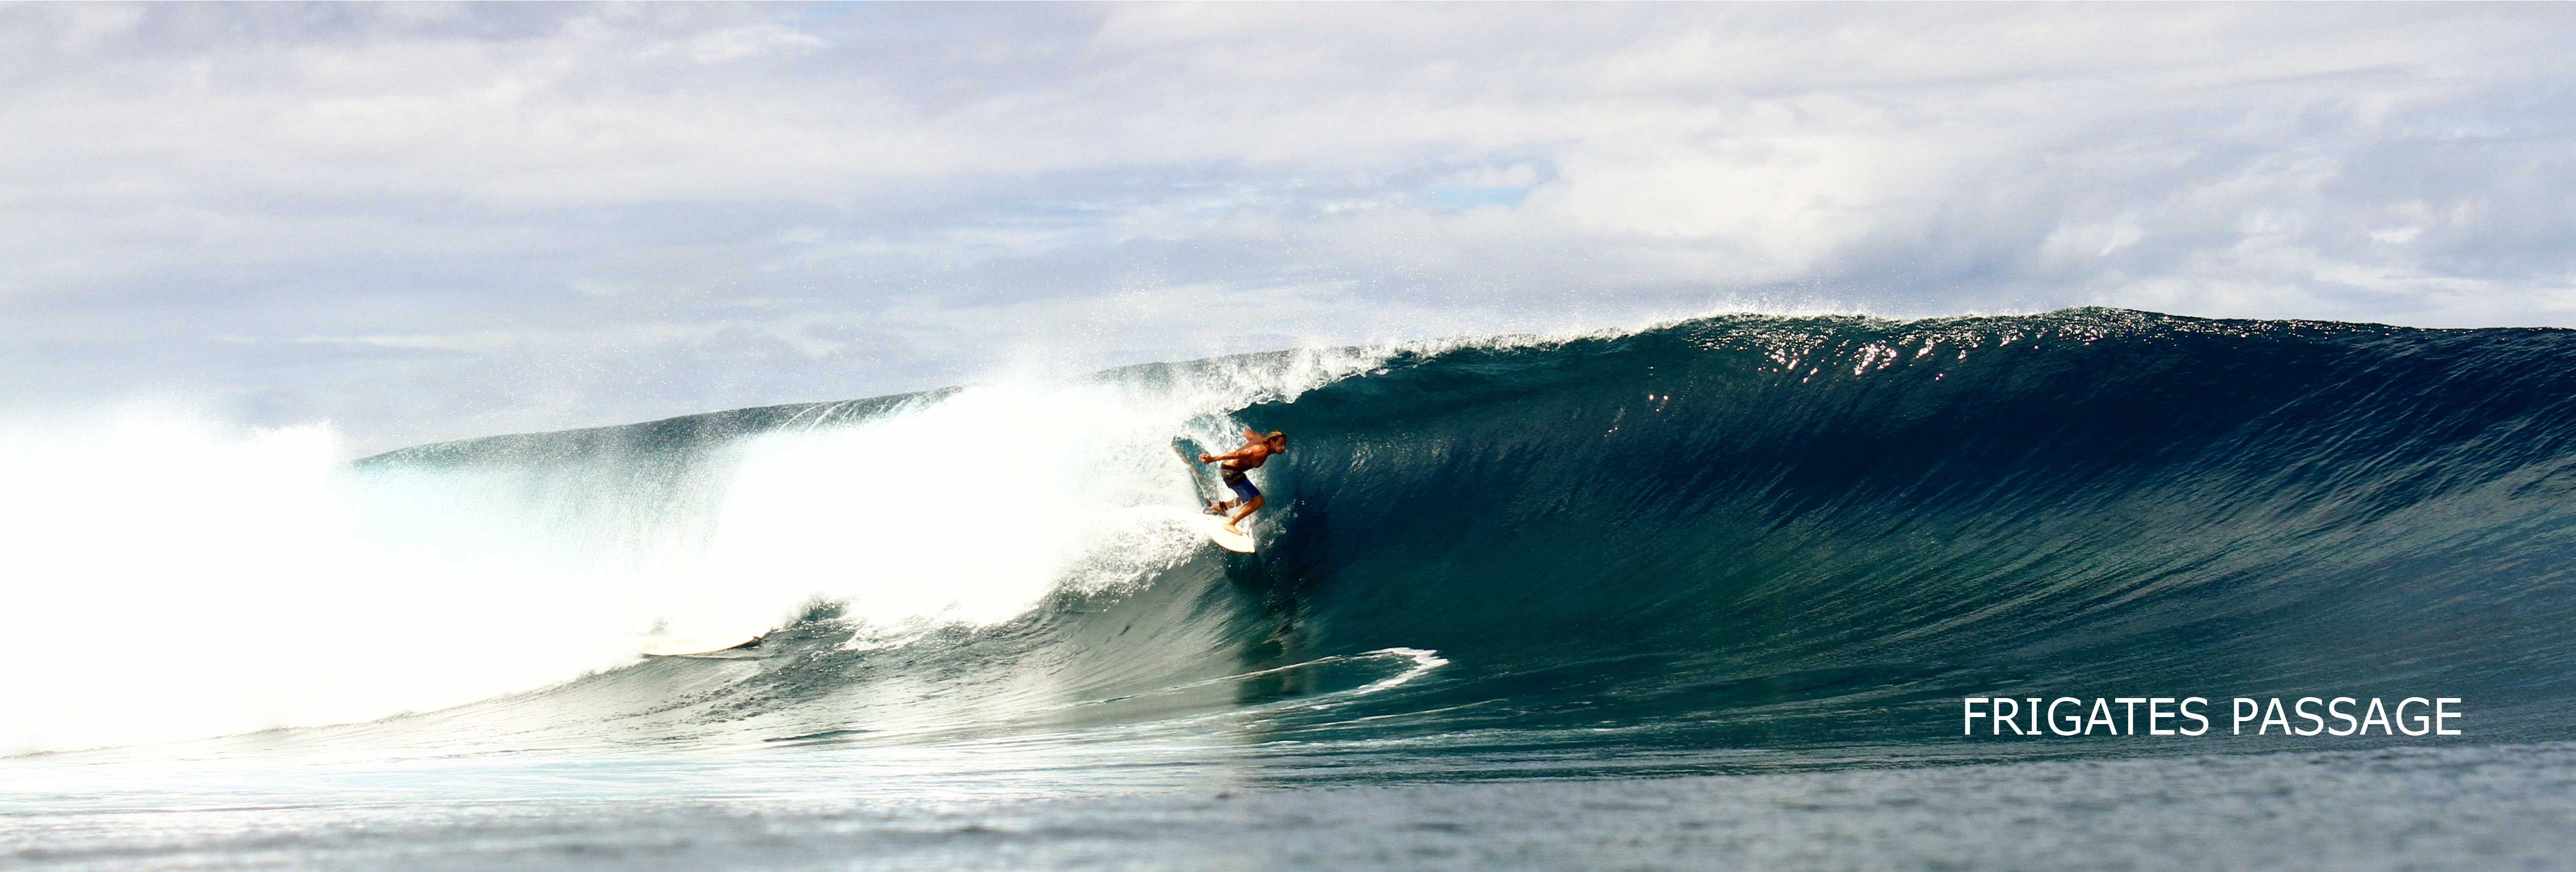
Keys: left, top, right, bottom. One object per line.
{"left": 1221, "top": 311, "right": 2576, "bottom": 747}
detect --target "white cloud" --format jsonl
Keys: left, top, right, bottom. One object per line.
{"left": 650, "top": 23, "right": 826, "bottom": 65}
{"left": 2, "top": 3, "right": 2574, "bottom": 450}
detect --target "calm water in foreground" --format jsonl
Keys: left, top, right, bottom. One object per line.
{"left": 7, "top": 742, "right": 2572, "bottom": 871}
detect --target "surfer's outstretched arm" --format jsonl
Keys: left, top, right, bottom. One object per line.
{"left": 1201, "top": 431, "right": 1284, "bottom": 464}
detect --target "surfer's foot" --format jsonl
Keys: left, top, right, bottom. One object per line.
{"left": 1222, "top": 522, "right": 1245, "bottom": 535}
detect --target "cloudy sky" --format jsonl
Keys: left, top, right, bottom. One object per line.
{"left": 5, "top": 2, "right": 2574, "bottom": 451}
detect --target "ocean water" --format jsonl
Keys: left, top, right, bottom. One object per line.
{"left": 5, "top": 309, "right": 2574, "bottom": 869}
{"left": 10, "top": 743, "right": 2573, "bottom": 871}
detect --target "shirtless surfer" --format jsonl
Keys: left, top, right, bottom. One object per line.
{"left": 1200, "top": 430, "right": 1287, "bottom": 535}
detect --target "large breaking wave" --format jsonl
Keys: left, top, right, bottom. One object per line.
{"left": 8, "top": 308, "right": 2575, "bottom": 761}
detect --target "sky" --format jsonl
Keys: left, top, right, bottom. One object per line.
{"left": 4, "top": 2, "right": 2574, "bottom": 452}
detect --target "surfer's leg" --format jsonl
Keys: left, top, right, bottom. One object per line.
{"left": 1220, "top": 476, "right": 1260, "bottom": 523}
{"left": 1221, "top": 478, "right": 1263, "bottom": 531}
{"left": 1225, "top": 496, "right": 1264, "bottom": 533}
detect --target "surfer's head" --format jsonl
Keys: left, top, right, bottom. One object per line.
{"left": 1266, "top": 430, "right": 1287, "bottom": 449}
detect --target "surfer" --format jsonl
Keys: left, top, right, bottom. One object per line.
{"left": 1200, "top": 429, "right": 1287, "bottom": 535}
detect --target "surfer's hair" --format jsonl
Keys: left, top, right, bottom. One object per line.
{"left": 1267, "top": 430, "right": 1287, "bottom": 445}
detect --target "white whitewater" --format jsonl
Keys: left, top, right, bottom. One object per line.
{"left": 0, "top": 347, "right": 1394, "bottom": 756}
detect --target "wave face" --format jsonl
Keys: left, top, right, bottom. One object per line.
{"left": 13, "top": 309, "right": 2576, "bottom": 764}
{"left": 1237, "top": 309, "right": 2576, "bottom": 753}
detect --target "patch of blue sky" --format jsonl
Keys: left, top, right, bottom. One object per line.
{"left": 1427, "top": 186, "right": 1530, "bottom": 210}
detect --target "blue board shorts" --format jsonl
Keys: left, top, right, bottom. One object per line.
{"left": 1221, "top": 466, "right": 1261, "bottom": 502}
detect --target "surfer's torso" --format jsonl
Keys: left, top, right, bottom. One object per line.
{"left": 1221, "top": 443, "right": 1278, "bottom": 471}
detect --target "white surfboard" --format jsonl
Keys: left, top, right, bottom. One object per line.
{"left": 1192, "top": 513, "right": 1257, "bottom": 553}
